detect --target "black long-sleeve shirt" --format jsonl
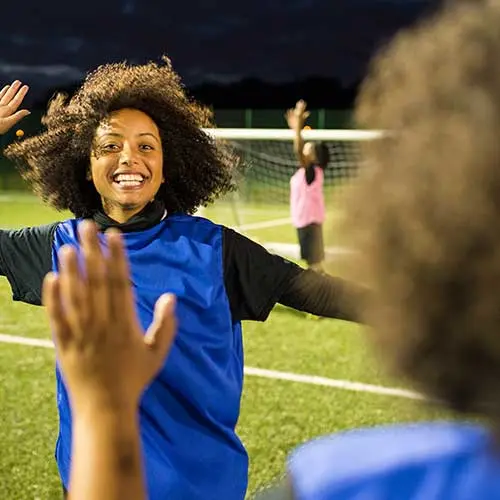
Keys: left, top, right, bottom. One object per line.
{"left": 0, "top": 222, "right": 364, "bottom": 323}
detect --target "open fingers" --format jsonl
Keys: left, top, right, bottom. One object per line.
{"left": 59, "top": 245, "right": 87, "bottom": 340}
{"left": 42, "top": 272, "right": 72, "bottom": 348}
{"left": 296, "top": 99, "right": 307, "bottom": 110}
{"left": 5, "top": 84, "right": 29, "bottom": 114}
{"left": 0, "top": 80, "right": 23, "bottom": 107}
{"left": 0, "top": 81, "right": 30, "bottom": 134}
{"left": 0, "top": 85, "right": 10, "bottom": 102}
{"left": 105, "top": 228, "right": 136, "bottom": 333}
{"left": 285, "top": 109, "right": 298, "bottom": 127}
{"left": 144, "top": 294, "right": 177, "bottom": 361}
{"left": 78, "top": 220, "right": 110, "bottom": 333}
{"left": 0, "top": 109, "right": 30, "bottom": 130}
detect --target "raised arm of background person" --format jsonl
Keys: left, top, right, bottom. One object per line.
{"left": 285, "top": 100, "right": 309, "bottom": 167}
{"left": 43, "top": 221, "right": 177, "bottom": 500}
{"left": 223, "top": 227, "right": 367, "bottom": 323}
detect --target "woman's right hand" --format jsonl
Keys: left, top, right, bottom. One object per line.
{"left": 0, "top": 80, "right": 30, "bottom": 135}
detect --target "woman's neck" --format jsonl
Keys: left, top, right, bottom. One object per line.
{"left": 103, "top": 204, "right": 145, "bottom": 224}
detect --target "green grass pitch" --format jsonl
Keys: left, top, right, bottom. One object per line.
{"left": 0, "top": 193, "right": 450, "bottom": 499}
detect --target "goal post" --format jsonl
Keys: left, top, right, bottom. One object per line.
{"left": 199, "top": 127, "right": 382, "bottom": 259}
{"left": 202, "top": 128, "right": 381, "bottom": 141}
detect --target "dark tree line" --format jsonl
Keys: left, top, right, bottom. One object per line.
{"left": 34, "top": 76, "right": 359, "bottom": 110}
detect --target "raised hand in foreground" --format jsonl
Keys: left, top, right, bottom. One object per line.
{"left": 43, "top": 220, "right": 177, "bottom": 500}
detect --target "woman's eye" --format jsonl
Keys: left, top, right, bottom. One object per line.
{"left": 96, "top": 144, "right": 120, "bottom": 154}
{"left": 140, "top": 144, "right": 154, "bottom": 151}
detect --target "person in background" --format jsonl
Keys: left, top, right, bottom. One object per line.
{"left": 286, "top": 100, "right": 329, "bottom": 273}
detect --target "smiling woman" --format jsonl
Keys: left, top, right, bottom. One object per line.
{"left": 5, "top": 57, "right": 235, "bottom": 217}
{"left": 90, "top": 109, "right": 165, "bottom": 223}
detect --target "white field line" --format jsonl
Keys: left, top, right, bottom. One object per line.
{"left": 207, "top": 206, "right": 290, "bottom": 216}
{"left": 264, "top": 242, "right": 353, "bottom": 254}
{"left": 0, "top": 192, "right": 42, "bottom": 202}
{"left": 0, "top": 333, "right": 422, "bottom": 401}
{"left": 0, "top": 334, "right": 53, "bottom": 348}
{"left": 0, "top": 194, "right": 282, "bottom": 214}
{"left": 245, "top": 366, "right": 423, "bottom": 400}
{"left": 237, "top": 217, "right": 292, "bottom": 231}
{"left": 232, "top": 209, "right": 289, "bottom": 216}
{"left": 0, "top": 194, "right": 287, "bottom": 215}
{"left": 194, "top": 206, "right": 288, "bottom": 217}
{"left": 262, "top": 242, "right": 354, "bottom": 260}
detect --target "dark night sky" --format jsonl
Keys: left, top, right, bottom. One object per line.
{"left": 2, "top": 0, "right": 436, "bottom": 105}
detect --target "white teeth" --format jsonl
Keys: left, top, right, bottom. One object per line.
{"left": 119, "top": 180, "right": 141, "bottom": 187}
{"left": 114, "top": 173, "right": 144, "bottom": 183}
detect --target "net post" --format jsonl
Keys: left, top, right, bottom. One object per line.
{"left": 318, "top": 109, "right": 326, "bottom": 129}
{"left": 244, "top": 109, "right": 253, "bottom": 128}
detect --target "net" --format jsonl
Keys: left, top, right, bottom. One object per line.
{"left": 203, "top": 128, "right": 381, "bottom": 205}
{"left": 201, "top": 128, "right": 382, "bottom": 260}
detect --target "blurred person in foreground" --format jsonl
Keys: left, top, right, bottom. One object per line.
{"left": 257, "top": 1, "right": 500, "bottom": 498}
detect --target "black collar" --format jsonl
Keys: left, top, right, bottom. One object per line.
{"left": 92, "top": 201, "right": 167, "bottom": 233}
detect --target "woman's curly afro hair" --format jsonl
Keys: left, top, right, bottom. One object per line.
{"left": 347, "top": 1, "right": 500, "bottom": 423}
{"left": 4, "top": 56, "right": 237, "bottom": 217}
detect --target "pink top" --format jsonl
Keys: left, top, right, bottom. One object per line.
{"left": 290, "top": 166, "right": 325, "bottom": 228}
